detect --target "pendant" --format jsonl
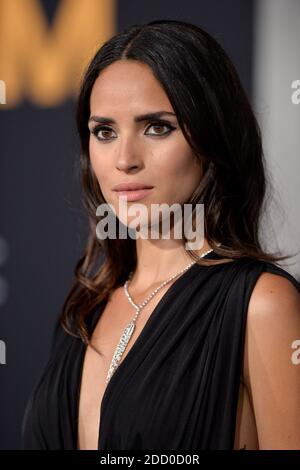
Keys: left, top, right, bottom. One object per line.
{"left": 106, "top": 320, "right": 136, "bottom": 383}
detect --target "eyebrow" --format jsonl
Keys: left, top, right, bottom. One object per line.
{"left": 88, "top": 111, "right": 176, "bottom": 125}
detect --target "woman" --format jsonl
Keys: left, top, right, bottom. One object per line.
{"left": 22, "top": 19, "right": 300, "bottom": 450}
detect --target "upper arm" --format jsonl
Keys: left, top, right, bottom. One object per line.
{"left": 243, "top": 272, "right": 300, "bottom": 449}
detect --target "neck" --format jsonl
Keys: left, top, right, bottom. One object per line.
{"left": 130, "top": 236, "right": 213, "bottom": 289}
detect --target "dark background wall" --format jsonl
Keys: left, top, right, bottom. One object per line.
{"left": 0, "top": 0, "right": 254, "bottom": 449}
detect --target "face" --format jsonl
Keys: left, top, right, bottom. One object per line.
{"left": 88, "top": 60, "right": 203, "bottom": 232}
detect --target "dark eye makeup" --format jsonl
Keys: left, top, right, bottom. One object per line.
{"left": 89, "top": 120, "right": 177, "bottom": 142}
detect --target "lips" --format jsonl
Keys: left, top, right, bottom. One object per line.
{"left": 112, "top": 182, "right": 154, "bottom": 202}
{"left": 113, "top": 182, "right": 154, "bottom": 191}
{"left": 114, "top": 188, "right": 153, "bottom": 202}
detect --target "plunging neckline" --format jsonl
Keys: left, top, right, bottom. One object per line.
{"left": 22, "top": 251, "right": 300, "bottom": 450}
{"left": 75, "top": 256, "right": 213, "bottom": 450}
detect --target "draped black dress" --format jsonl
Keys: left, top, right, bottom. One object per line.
{"left": 21, "top": 251, "right": 300, "bottom": 450}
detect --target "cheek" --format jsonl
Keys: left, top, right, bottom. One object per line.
{"left": 161, "top": 147, "right": 202, "bottom": 182}
{"left": 89, "top": 139, "right": 98, "bottom": 172}
{"left": 89, "top": 139, "right": 100, "bottom": 169}
{"left": 89, "top": 140, "right": 109, "bottom": 178}
{"left": 88, "top": 142, "right": 113, "bottom": 202}
{"left": 158, "top": 147, "right": 202, "bottom": 202}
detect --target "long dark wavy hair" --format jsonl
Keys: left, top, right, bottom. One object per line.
{"left": 60, "top": 19, "right": 295, "bottom": 345}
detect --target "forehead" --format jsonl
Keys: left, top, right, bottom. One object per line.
{"left": 89, "top": 60, "right": 172, "bottom": 112}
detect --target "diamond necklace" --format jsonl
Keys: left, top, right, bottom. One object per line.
{"left": 90, "top": 247, "right": 214, "bottom": 384}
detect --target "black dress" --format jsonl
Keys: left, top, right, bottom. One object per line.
{"left": 21, "top": 251, "right": 300, "bottom": 450}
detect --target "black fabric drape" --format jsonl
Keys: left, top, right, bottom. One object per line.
{"left": 21, "top": 251, "right": 300, "bottom": 450}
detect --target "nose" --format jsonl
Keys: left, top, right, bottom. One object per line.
{"left": 115, "top": 136, "right": 143, "bottom": 173}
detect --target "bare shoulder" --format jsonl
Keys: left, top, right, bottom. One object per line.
{"left": 242, "top": 270, "right": 300, "bottom": 449}
{"left": 248, "top": 271, "right": 300, "bottom": 317}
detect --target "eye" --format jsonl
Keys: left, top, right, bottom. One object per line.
{"left": 89, "top": 120, "right": 176, "bottom": 142}
{"left": 145, "top": 121, "right": 176, "bottom": 136}
{"left": 90, "top": 125, "right": 116, "bottom": 141}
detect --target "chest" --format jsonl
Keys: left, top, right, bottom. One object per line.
{"left": 77, "top": 284, "right": 173, "bottom": 450}
{"left": 76, "top": 286, "right": 259, "bottom": 450}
